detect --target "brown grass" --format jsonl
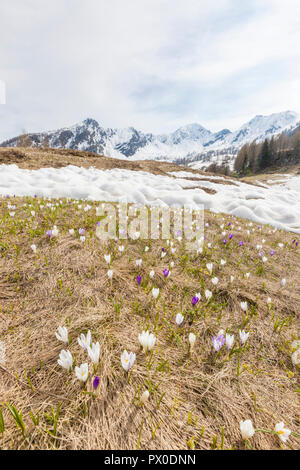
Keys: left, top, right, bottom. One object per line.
{"left": 0, "top": 194, "right": 299, "bottom": 450}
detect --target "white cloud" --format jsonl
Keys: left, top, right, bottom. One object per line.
{"left": 0, "top": 0, "right": 299, "bottom": 141}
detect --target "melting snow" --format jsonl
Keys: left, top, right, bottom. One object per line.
{"left": 0, "top": 164, "right": 300, "bottom": 234}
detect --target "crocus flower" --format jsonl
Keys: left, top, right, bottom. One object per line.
{"left": 152, "top": 288, "right": 160, "bottom": 300}
{"left": 87, "top": 342, "right": 100, "bottom": 365}
{"left": 189, "top": 333, "right": 196, "bottom": 350}
{"left": 79, "top": 228, "right": 85, "bottom": 235}
{"left": 240, "top": 302, "right": 248, "bottom": 312}
{"left": 270, "top": 250, "right": 275, "bottom": 256}
{"left": 107, "top": 270, "right": 113, "bottom": 280}
{"left": 239, "top": 241, "right": 244, "bottom": 247}
{"left": 121, "top": 350, "right": 136, "bottom": 372}
{"left": 136, "top": 275, "right": 142, "bottom": 286}
{"left": 163, "top": 269, "right": 170, "bottom": 278}
{"left": 205, "top": 289, "right": 212, "bottom": 301}
{"left": 212, "top": 334, "right": 225, "bottom": 352}
{"left": 93, "top": 376, "right": 100, "bottom": 390}
{"left": 239, "top": 330, "right": 250, "bottom": 345}
{"left": 149, "top": 270, "right": 155, "bottom": 279}
{"left": 58, "top": 350, "right": 73, "bottom": 371}
{"left": 78, "top": 330, "right": 92, "bottom": 350}
{"left": 104, "top": 254, "right": 111, "bottom": 265}
{"left": 46, "top": 230, "right": 52, "bottom": 238}
{"left": 141, "top": 390, "right": 150, "bottom": 403}
{"left": 212, "top": 277, "right": 219, "bottom": 286}
{"left": 291, "top": 349, "right": 300, "bottom": 366}
{"left": 225, "top": 333, "right": 234, "bottom": 350}
{"left": 80, "top": 236, "right": 86, "bottom": 243}
{"left": 69, "top": 228, "right": 75, "bottom": 235}
{"left": 229, "top": 233, "right": 233, "bottom": 240}
{"left": 240, "top": 420, "right": 255, "bottom": 440}
{"left": 75, "top": 363, "right": 89, "bottom": 382}
{"left": 275, "top": 422, "right": 291, "bottom": 443}
{"left": 138, "top": 330, "right": 156, "bottom": 353}
{"left": 52, "top": 226, "right": 59, "bottom": 237}
{"left": 192, "top": 295, "right": 200, "bottom": 306}
{"left": 206, "top": 263, "right": 213, "bottom": 275}
{"left": 281, "top": 278, "right": 286, "bottom": 287}
{"left": 31, "top": 244, "right": 37, "bottom": 253}
{"left": 175, "top": 313, "right": 184, "bottom": 326}
{"left": 55, "top": 326, "right": 68, "bottom": 344}
{"left": 136, "top": 259, "right": 142, "bottom": 267}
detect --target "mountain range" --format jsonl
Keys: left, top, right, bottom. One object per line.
{"left": 1, "top": 110, "right": 299, "bottom": 168}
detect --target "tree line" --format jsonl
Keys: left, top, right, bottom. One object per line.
{"left": 233, "top": 129, "right": 300, "bottom": 175}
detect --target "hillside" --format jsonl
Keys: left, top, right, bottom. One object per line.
{"left": 0, "top": 148, "right": 299, "bottom": 450}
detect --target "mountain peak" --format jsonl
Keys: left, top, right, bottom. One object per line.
{"left": 82, "top": 118, "right": 100, "bottom": 128}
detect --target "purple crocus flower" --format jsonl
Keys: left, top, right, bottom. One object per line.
{"left": 93, "top": 376, "right": 100, "bottom": 390}
{"left": 79, "top": 228, "right": 85, "bottom": 235}
{"left": 212, "top": 334, "right": 225, "bottom": 352}
{"left": 192, "top": 295, "right": 199, "bottom": 306}
{"left": 46, "top": 230, "right": 52, "bottom": 238}
{"left": 228, "top": 222, "right": 232, "bottom": 227}
{"left": 163, "top": 269, "right": 170, "bottom": 278}
{"left": 229, "top": 233, "right": 233, "bottom": 240}
{"left": 270, "top": 250, "right": 275, "bottom": 256}
{"left": 239, "top": 241, "right": 244, "bottom": 247}
{"left": 176, "top": 230, "right": 182, "bottom": 236}
{"left": 296, "top": 242, "right": 299, "bottom": 247}
{"left": 223, "top": 239, "right": 227, "bottom": 244}
{"left": 136, "top": 275, "right": 142, "bottom": 285}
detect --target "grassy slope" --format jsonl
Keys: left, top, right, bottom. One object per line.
{"left": 0, "top": 149, "right": 299, "bottom": 450}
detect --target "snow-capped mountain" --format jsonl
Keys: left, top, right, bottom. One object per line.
{"left": 1, "top": 111, "right": 299, "bottom": 165}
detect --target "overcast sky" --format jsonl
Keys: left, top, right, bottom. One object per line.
{"left": 0, "top": 0, "right": 300, "bottom": 141}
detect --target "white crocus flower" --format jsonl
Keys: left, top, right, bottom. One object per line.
{"left": 149, "top": 270, "right": 155, "bottom": 279}
{"left": 212, "top": 277, "right": 219, "bottom": 286}
{"left": 239, "top": 330, "right": 250, "bottom": 345}
{"left": 87, "top": 342, "right": 100, "bottom": 365}
{"left": 69, "top": 228, "right": 75, "bottom": 235}
{"left": 121, "top": 350, "right": 136, "bottom": 372}
{"left": 52, "top": 226, "right": 59, "bottom": 237}
{"left": 31, "top": 244, "right": 37, "bottom": 253}
{"left": 55, "top": 326, "right": 68, "bottom": 344}
{"left": 144, "top": 246, "right": 149, "bottom": 252}
{"left": 267, "top": 297, "right": 272, "bottom": 305}
{"left": 75, "top": 363, "right": 89, "bottom": 382}
{"left": 230, "top": 276, "right": 235, "bottom": 283}
{"left": 141, "top": 390, "right": 150, "bottom": 403}
{"left": 240, "top": 419, "right": 255, "bottom": 440}
{"left": 136, "top": 259, "right": 142, "bottom": 267}
{"left": 291, "top": 349, "right": 300, "bottom": 366}
{"left": 220, "top": 259, "right": 226, "bottom": 266}
{"left": 245, "top": 273, "right": 250, "bottom": 279}
{"left": 58, "top": 350, "right": 73, "bottom": 371}
{"left": 205, "top": 289, "right": 212, "bottom": 301}
{"left": 118, "top": 245, "right": 125, "bottom": 253}
{"left": 189, "top": 333, "right": 196, "bottom": 350}
{"left": 206, "top": 263, "right": 213, "bottom": 275}
{"left": 78, "top": 330, "right": 92, "bottom": 350}
{"left": 80, "top": 236, "right": 85, "bottom": 243}
{"left": 281, "top": 278, "right": 286, "bottom": 287}
{"left": 107, "top": 269, "right": 113, "bottom": 280}
{"left": 152, "top": 288, "right": 160, "bottom": 300}
{"left": 240, "top": 302, "right": 248, "bottom": 312}
{"left": 104, "top": 254, "right": 111, "bottom": 265}
{"left": 138, "top": 330, "right": 156, "bottom": 353}
{"left": 274, "top": 422, "right": 291, "bottom": 443}
{"left": 175, "top": 313, "right": 184, "bottom": 326}
{"left": 225, "top": 333, "right": 234, "bottom": 350}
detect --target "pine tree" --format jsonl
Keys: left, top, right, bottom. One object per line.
{"left": 260, "top": 139, "right": 271, "bottom": 170}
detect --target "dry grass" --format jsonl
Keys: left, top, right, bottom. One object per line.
{"left": 0, "top": 194, "right": 299, "bottom": 450}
